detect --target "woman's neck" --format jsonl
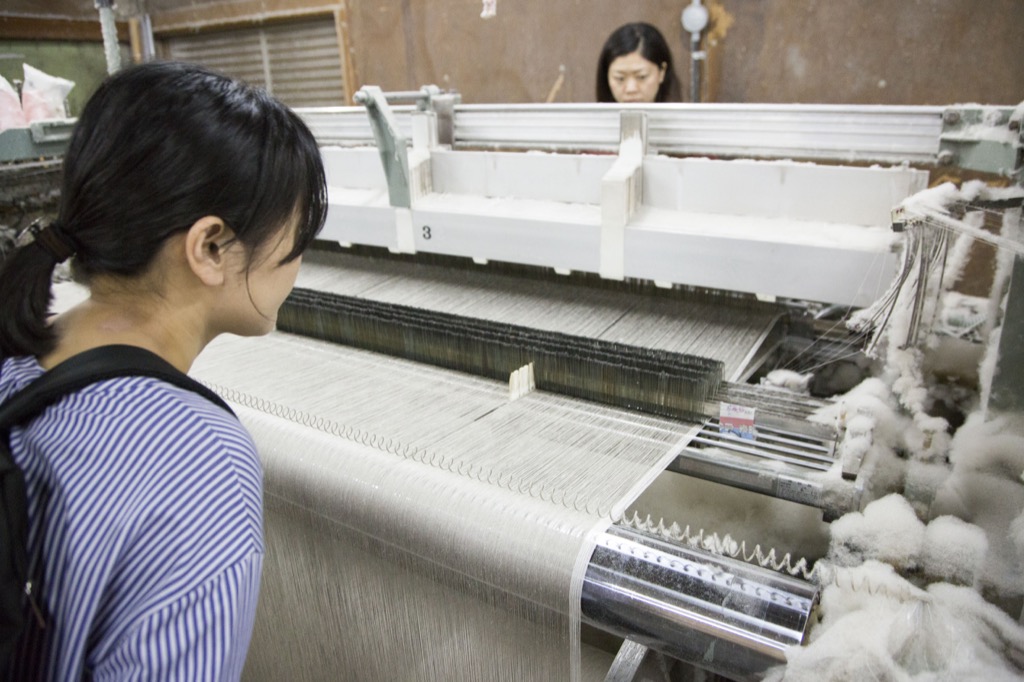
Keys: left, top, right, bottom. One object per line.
{"left": 41, "top": 289, "right": 211, "bottom": 373}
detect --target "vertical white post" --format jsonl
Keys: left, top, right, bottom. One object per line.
{"left": 600, "top": 111, "right": 647, "bottom": 281}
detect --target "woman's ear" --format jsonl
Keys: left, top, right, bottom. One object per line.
{"left": 659, "top": 62, "right": 667, "bottom": 84}
{"left": 185, "top": 216, "right": 234, "bottom": 286}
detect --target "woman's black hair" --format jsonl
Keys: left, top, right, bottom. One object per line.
{"left": 0, "top": 60, "right": 327, "bottom": 357}
{"left": 596, "top": 22, "right": 680, "bottom": 103}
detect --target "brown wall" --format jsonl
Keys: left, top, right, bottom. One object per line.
{"left": 4, "top": 0, "right": 1023, "bottom": 106}
{"left": 342, "top": 0, "right": 1023, "bottom": 106}
{"left": 707, "top": 0, "right": 1023, "bottom": 105}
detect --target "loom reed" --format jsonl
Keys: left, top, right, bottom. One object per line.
{"left": 279, "top": 287, "right": 724, "bottom": 422}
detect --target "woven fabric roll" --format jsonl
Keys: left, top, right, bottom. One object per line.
{"left": 192, "top": 332, "right": 698, "bottom": 681}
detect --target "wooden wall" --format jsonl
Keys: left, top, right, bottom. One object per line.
{"left": 3, "top": 1, "right": 1021, "bottom": 107}
{"left": 342, "top": 0, "right": 1022, "bottom": 106}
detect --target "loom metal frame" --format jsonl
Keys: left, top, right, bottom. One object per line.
{"left": 307, "top": 93, "right": 935, "bottom": 308}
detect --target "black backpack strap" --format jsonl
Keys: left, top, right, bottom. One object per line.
{"left": 1, "top": 345, "right": 234, "bottom": 674}
{"left": 0, "top": 344, "right": 233, "bottom": 430}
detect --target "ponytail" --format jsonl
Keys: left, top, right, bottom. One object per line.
{"left": 0, "top": 222, "right": 73, "bottom": 357}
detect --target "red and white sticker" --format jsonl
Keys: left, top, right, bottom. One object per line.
{"left": 720, "top": 402, "right": 757, "bottom": 440}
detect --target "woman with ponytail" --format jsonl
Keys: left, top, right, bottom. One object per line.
{"left": 0, "top": 61, "right": 327, "bottom": 680}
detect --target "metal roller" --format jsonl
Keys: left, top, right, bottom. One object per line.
{"left": 582, "top": 525, "right": 818, "bottom": 681}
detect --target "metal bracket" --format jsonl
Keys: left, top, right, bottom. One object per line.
{"left": 354, "top": 85, "right": 460, "bottom": 209}
{"left": 934, "top": 102, "right": 1024, "bottom": 413}
{"left": 29, "top": 119, "right": 74, "bottom": 144}
{"left": 354, "top": 85, "right": 414, "bottom": 209}
{"left": 430, "top": 91, "right": 459, "bottom": 147}
{"left": 891, "top": 206, "right": 923, "bottom": 233}
{"left": 938, "top": 105, "right": 1023, "bottom": 179}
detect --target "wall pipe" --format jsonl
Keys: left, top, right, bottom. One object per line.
{"left": 681, "top": 0, "right": 709, "bottom": 103}
{"left": 95, "top": 0, "right": 122, "bottom": 75}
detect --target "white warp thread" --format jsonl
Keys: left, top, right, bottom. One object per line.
{"left": 192, "top": 331, "right": 695, "bottom": 680}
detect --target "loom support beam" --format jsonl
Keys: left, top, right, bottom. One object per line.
{"left": 603, "top": 639, "right": 680, "bottom": 682}
{"left": 988, "top": 254, "right": 1024, "bottom": 413}
{"left": 313, "top": 96, "right": 935, "bottom": 307}
{"left": 933, "top": 104, "right": 1024, "bottom": 413}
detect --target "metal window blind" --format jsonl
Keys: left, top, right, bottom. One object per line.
{"left": 165, "top": 18, "right": 346, "bottom": 107}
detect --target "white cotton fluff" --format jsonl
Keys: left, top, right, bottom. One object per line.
{"left": 831, "top": 403, "right": 910, "bottom": 500}
{"left": 838, "top": 413, "right": 875, "bottom": 472}
{"left": 761, "top": 369, "right": 813, "bottom": 393}
{"left": 888, "top": 347, "right": 929, "bottom": 416}
{"left": 947, "top": 412, "right": 1024, "bottom": 480}
{"left": 829, "top": 494, "right": 925, "bottom": 570}
{"left": 904, "top": 413, "right": 951, "bottom": 464}
{"left": 920, "top": 515, "right": 988, "bottom": 587}
{"left": 766, "top": 609, "right": 900, "bottom": 682}
{"left": 845, "top": 414, "right": 875, "bottom": 440}
{"left": 815, "top": 468, "right": 863, "bottom": 515}
{"left": 939, "top": 229, "right": 980, "bottom": 296}
{"left": 863, "top": 442, "right": 910, "bottom": 501}
{"left": 900, "top": 181, "right": 968, "bottom": 215}
{"left": 766, "top": 562, "right": 921, "bottom": 682}
{"left": 923, "top": 583, "right": 1024, "bottom": 678}
{"left": 817, "top": 377, "right": 907, "bottom": 449}
{"left": 817, "top": 560, "right": 928, "bottom": 620}
{"left": 811, "top": 377, "right": 881, "bottom": 424}
{"left": 931, "top": 472, "right": 1024, "bottom": 597}
{"left": 838, "top": 433, "right": 871, "bottom": 471}
{"left": 927, "top": 318, "right": 986, "bottom": 385}
{"left": 769, "top": 562, "right": 1024, "bottom": 682}
{"left": 1014, "top": 101, "right": 1024, "bottom": 127}
{"left": 815, "top": 380, "right": 911, "bottom": 499}
{"left": 885, "top": 585, "right": 1024, "bottom": 680}
{"left": 887, "top": 598, "right": 957, "bottom": 676}
{"left": 903, "top": 460, "right": 951, "bottom": 517}
{"left": 865, "top": 407, "right": 906, "bottom": 454}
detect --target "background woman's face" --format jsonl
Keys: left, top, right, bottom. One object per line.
{"left": 607, "top": 51, "right": 665, "bottom": 103}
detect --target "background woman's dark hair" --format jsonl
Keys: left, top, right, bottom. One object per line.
{"left": 0, "top": 60, "right": 328, "bottom": 357}
{"left": 596, "top": 22, "right": 680, "bottom": 103}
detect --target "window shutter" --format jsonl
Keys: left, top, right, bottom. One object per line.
{"left": 165, "top": 18, "right": 346, "bottom": 107}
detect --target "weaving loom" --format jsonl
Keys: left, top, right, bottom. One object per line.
{"left": 188, "top": 94, "right": 1024, "bottom": 681}
{"left": 40, "top": 94, "right": 1024, "bottom": 680}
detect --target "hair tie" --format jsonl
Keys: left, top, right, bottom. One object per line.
{"left": 16, "top": 220, "right": 76, "bottom": 263}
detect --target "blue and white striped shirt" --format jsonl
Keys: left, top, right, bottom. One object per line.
{"left": 1, "top": 355, "right": 264, "bottom": 681}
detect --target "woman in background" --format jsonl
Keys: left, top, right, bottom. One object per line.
{"left": 596, "top": 22, "right": 680, "bottom": 103}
